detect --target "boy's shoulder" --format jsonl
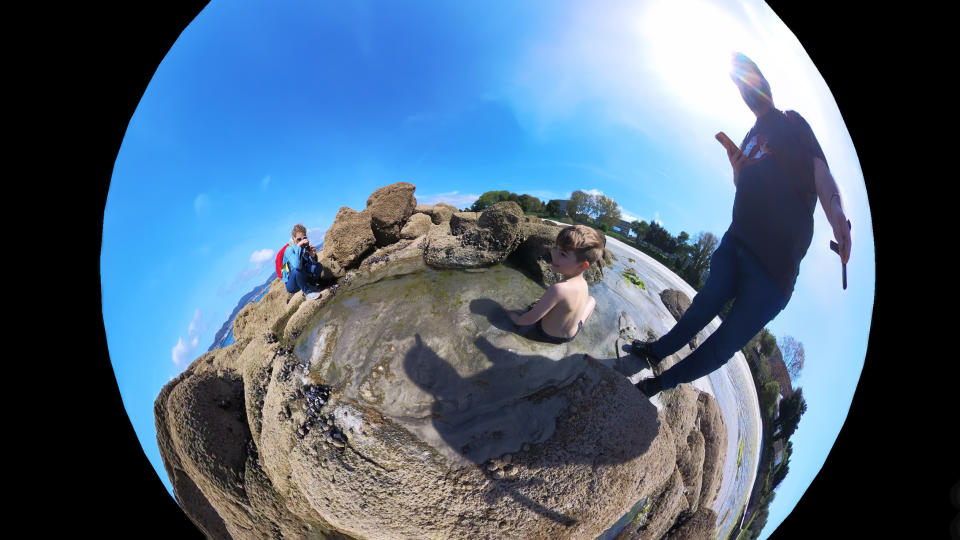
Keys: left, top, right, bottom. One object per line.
{"left": 549, "top": 277, "right": 586, "bottom": 296}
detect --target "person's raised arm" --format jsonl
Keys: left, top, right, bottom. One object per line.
{"left": 814, "top": 157, "right": 851, "bottom": 264}
{"left": 509, "top": 285, "right": 561, "bottom": 326}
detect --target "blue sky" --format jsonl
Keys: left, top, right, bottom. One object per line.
{"left": 100, "top": 1, "right": 875, "bottom": 537}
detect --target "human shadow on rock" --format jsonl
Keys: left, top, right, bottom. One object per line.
{"left": 402, "top": 333, "right": 662, "bottom": 525}
{"left": 402, "top": 333, "right": 662, "bottom": 463}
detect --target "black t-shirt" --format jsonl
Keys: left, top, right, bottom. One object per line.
{"left": 727, "top": 108, "right": 827, "bottom": 296}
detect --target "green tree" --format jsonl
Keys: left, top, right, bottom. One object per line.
{"left": 517, "top": 194, "right": 543, "bottom": 213}
{"left": 630, "top": 220, "right": 648, "bottom": 239}
{"left": 593, "top": 194, "right": 621, "bottom": 228}
{"left": 671, "top": 231, "right": 692, "bottom": 271}
{"left": 775, "top": 388, "right": 807, "bottom": 441}
{"left": 678, "top": 231, "right": 718, "bottom": 289}
{"left": 545, "top": 200, "right": 565, "bottom": 217}
{"left": 584, "top": 193, "right": 599, "bottom": 217}
{"left": 687, "top": 232, "right": 718, "bottom": 281}
{"left": 746, "top": 503, "right": 770, "bottom": 538}
{"left": 760, "top": 380, "right": 781, "bottom": 419}
{"left": 569, "top": 190, "right": 590, "bottom": 219}
{"left": 779, "top": 335, "right": 806, "bottom": 380}
{"left": 470, "top": 190, "right": 513, "bottom": 211}
{"left": 644, "top": 221, "right": 676, "bottom": 252}
{"left": 771, "top": 460, "right": 790, "bottom": 488}
{"left": 758, "top": 328, "right": 778, "bottom": 357}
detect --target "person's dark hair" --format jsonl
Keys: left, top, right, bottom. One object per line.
{"left": 556, "top": 225, "right": 606, "bottom": 269}
{"left": 731, "top": 52, "right": 772, "bottom": 110}
{"left": 292, "top": 224, "right": 307, "bottom": 238}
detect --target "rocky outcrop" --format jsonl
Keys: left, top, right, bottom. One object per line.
{"left": 697, "top": 392, "right": 728, "bottom": 511}
{"left": 415, "top": 202, "right": 457, "bottom": 225}
{"left": 320, "top": 207, "right": 377, "bottom": 278}
{"left": 611, "top": 390, "right": 726, "bottom": 540}
{"left": 366, "top": 182, "right": 417, "bottom": 247}
{"left": 668, "top": 507, "right": 719, "bottom": 540}
{"left": 659, "top": 289, "right": 691, "bottom": 321}
{"left": 156, "top": 183, "right": 728, "bottom": 540}
{"left": 399, "top": 212, "right": 433, "bottom": 239}
{"left": 424, "top": 202, "right": 525, "bottom": 268}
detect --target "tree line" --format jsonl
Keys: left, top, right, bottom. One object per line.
{"left": 469, "top": 189, "right": 718, "bottom": 290}
{"left": 735, "top": 329, "right": 808, "bottom": 540}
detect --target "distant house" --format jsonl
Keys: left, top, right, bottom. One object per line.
{"left": 773, "top": 392, "right": 784, "bottom": 420}
{"left": 547, "top": 199, "right": 569, "bottom": 214}
{"left": 612, "top": 219, "right": 634, "bottom": 236}
{"left": 767, "top": 348, "right": 794, "bottom": 400}
{"left": 772, "top": 439, "right": 787, "bottom": 468}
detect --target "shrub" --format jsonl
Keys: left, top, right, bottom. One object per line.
{"left": 760, "top": 381, "right": 781, "bottom": 420}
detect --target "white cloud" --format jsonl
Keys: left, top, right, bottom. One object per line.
{"left": 173, "top": 310, "right": 205, "bottom": 368}
{"left": 307, "top": 227, "right": 326, "bottom": 246}
{"left": 417, "top": 191, "right": 480, "bottom": 209}
{"left": 620, "top": 209, "right": 645, "bottom": 223}
{"left": 187, "top": 308, "right": 202, "bottom": 335}
{"left": 249, "top": 249, "right": 275, "bottom": 264}
{"left": 218, "top": 249, "right": 279, "bottom": 297}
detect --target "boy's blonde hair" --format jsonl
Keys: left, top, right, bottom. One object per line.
{"left": 556, "top": 225, "right": 606, "bottom": 269}
{"left": 291, "top": 224, "right": 307, "bottom": 238}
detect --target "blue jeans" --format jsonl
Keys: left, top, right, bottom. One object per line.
{"left": 652, "top": 231, "right": 791, "bottom": 390}
{"left": 285, "top": 260, "right": 324, "bottom": 295}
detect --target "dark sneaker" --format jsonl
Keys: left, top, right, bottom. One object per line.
{"left": 636, "top": 376, "right": 663, "bottom": 396}
{"left": 631, "top": 339, "right": 662, "bottom": 366}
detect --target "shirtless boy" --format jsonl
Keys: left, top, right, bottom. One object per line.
{"left": 507, "top": 225, "right": 604, "bottom": 344}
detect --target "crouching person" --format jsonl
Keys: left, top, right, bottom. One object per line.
{"left": 282, "top": 224, "right": 325, "bottom": 300}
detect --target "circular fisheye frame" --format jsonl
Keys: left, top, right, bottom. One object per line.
{"left": 101, "top": 1, "right": 875, "bottom": 538}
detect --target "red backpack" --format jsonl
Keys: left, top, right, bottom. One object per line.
{"left": 275, "top": 244, "right": 290, "bottom": 280}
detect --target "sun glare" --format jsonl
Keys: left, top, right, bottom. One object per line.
{"left": 639, "top": 0, "right": 756, "bottom": 115}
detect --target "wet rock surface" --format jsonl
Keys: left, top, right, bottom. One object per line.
{"left": 155, "top": 183, "right": 728, "bottom": 539}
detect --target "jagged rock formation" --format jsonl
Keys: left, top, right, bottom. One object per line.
{"left": 156, "top": 182, "right": 727, "bottom": 539}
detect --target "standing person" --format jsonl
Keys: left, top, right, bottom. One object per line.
{"left": 281, "top": 224, "right": 325, "bottom": 300}
{"left": 634, "top": 52, "right": 852, "bottom": 396}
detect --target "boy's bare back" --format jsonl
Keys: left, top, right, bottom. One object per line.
{"left": 540, "top": 276, "right": 594, "bottom": 338}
